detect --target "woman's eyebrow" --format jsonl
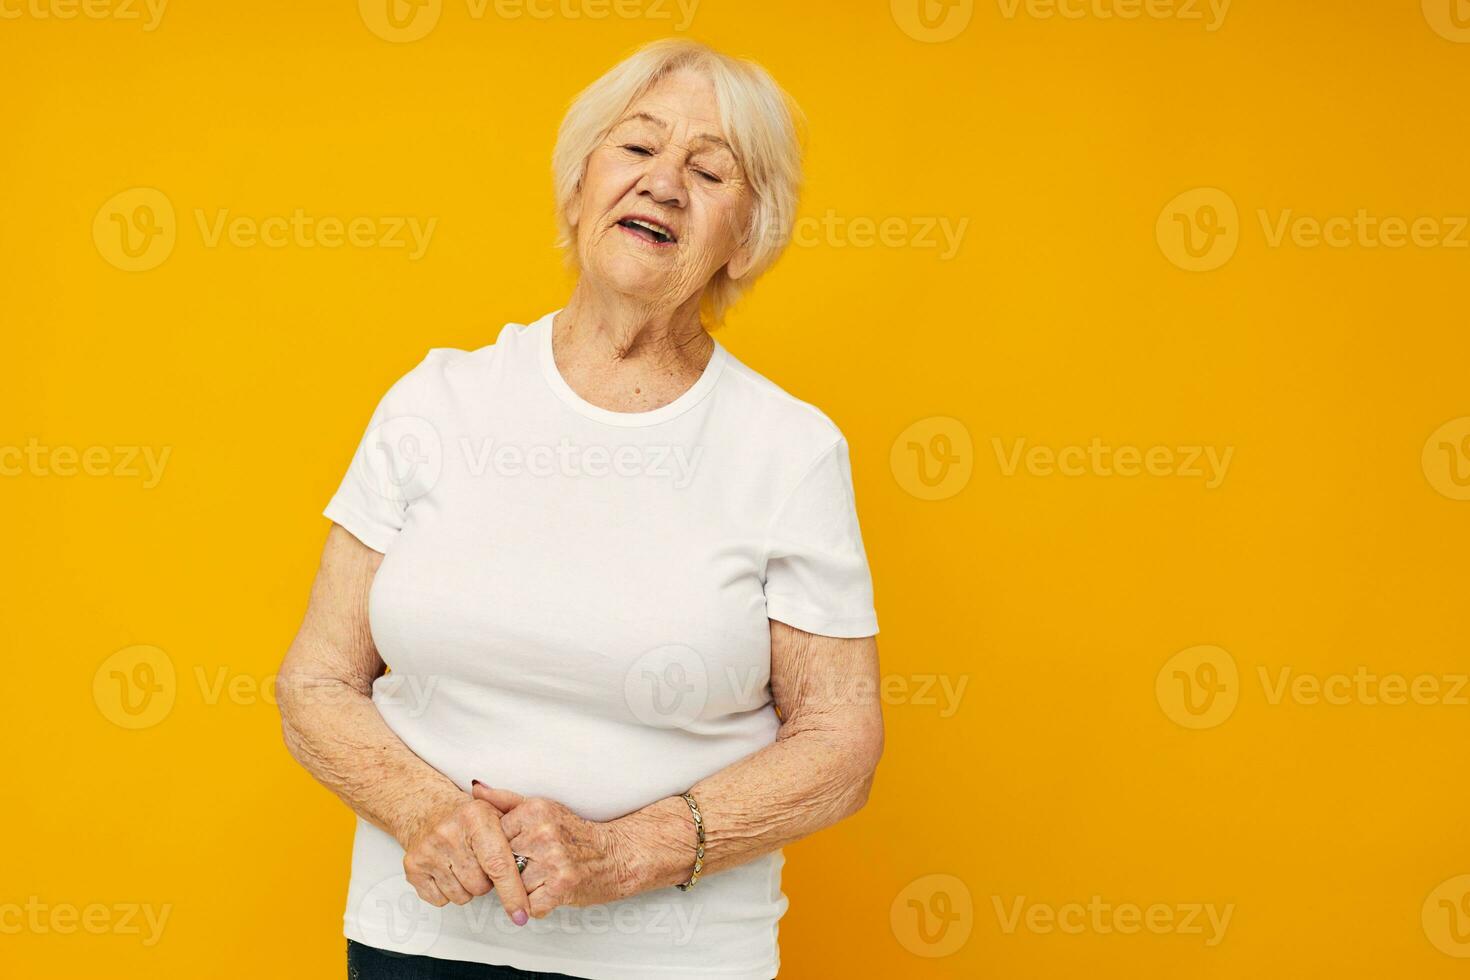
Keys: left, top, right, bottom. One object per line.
{"left": 620, "top": 111, "right": 732, "bottom": 151}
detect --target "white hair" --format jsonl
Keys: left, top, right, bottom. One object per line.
{"left": 552, "top": 38, "right": 805, "bottom": 326}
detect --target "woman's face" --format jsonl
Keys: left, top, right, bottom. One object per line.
{"left": 571, "top": 69, "right": 755, "bottom": 309}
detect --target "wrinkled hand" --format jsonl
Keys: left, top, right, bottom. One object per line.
{"left": 472, "top": 783, "right": 627, "bottom": 917}
{"left": 401, "top": 789, "right": 531, "bottom": 925}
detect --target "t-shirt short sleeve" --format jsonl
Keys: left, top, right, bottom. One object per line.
{"left": 762, "top": 438, "right": 879, "bottom": 638}
{"left": 323, "top": 361, "right": 440, "bottom": 554}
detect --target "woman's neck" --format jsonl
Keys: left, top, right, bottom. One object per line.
{"left": 557, "top": 283, "right": 711, "bottom": 368}
{"left": 551, "top": 283, "right": 715, "bottom": 413}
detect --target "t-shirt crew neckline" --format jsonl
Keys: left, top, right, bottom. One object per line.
{"left": 535, "top": 308, "right": 728, "bottom": 427}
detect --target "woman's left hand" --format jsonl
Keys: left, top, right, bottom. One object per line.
{"left": 471, "top": 782, "right": 628, "bottom": 916}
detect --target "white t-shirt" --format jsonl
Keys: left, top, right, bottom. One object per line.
{"left": 324, "top": 310, "right": 878, "bottom": 980}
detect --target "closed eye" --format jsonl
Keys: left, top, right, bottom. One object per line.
{"left": 694, "top": 169, "right": 722, "bottom": 184}
{"left": 623, "top": 144, "right": 654, "bottom": 156}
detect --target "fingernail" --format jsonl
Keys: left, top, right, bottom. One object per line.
{"left": 513, "top": 910, "right": 528, "bottom": 926}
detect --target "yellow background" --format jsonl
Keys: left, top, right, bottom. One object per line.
{"left": 4, "top": 0, "right": 1470, "bottom": 976}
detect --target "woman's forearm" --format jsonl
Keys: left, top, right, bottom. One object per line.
{"left": 278, "top": 528, "right": 468, "bottom": 846}
{"left": 608, "top": 631, "right": 885, "bottom": 897}
{"left": 609, "top": 712, "right": 882, "bottom": 896}
{"left": 277, "top": 649, "right": 463, "bottom": 847}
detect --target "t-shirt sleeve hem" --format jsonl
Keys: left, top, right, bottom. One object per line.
{"left": 766, "top": 597, "right": 879, "bottom": 639}
{"left": 323, "top": 502, "right": 397, "bottom": 555}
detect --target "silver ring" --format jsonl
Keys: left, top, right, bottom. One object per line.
{"left": 513, "top": 853, "right": 528, "bottom": 874}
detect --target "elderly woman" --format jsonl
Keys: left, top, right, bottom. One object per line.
{"left": 276, "top": 38, "right": 883, "bottom": 980}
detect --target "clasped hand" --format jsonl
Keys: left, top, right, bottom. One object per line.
{"left": 401, "top": 782, "right": 629, "bottom": 923}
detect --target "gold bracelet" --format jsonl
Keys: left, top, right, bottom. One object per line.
{"left": 675, "top": 792, "right": 705, "bottom": 891}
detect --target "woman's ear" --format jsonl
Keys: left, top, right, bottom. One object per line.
{"left": 725, "top": 208, "right": 760, "bottom": 280}
{"left": 726, "top": 236, "right": 755, "bottom": 281}
{"left": 564, "top": 184, "right": 582, "bottom": 232}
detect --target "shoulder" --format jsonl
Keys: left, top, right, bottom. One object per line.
{"left": 715, "top": 348, "right": 848, "bottom": 461}
{"left": 374, "top": 319, "right": 537, "bottom": 411}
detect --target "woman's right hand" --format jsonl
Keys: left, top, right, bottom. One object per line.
{"left": 401, "top": 789, "right": 531, "bottom": 925}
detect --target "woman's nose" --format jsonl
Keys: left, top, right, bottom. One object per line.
{"left": 636, "top": 154, "right": 687, "bottom": 209}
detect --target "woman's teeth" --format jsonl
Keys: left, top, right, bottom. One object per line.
{"left": 618, "top": 218, "right": 674, "bottom": 243}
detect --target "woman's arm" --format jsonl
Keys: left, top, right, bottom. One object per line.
{"left": 475, "top": 620, "right": 884, "bottom": 913}
{"left": 617, "top": 621, "right": 885, "bottom": 890}
{"left": 275, "top": 525, "right": 532, "bottom": 923}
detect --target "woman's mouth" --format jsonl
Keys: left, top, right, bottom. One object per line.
{"left": 616, "top": 217, "right": 678, "bottom": 246}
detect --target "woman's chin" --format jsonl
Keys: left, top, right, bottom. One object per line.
{"left": 593, "top": 264, "right": 691, "bottom": 304}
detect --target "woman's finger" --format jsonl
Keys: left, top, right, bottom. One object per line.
{"left": 448, "top": 854, "right": 493, "bottom": 899}
{"left": 499, "top": 808, "right": 526, "bottom": 842}
{"left": 528, "top": 886, "right": 559, "bottom": 920}
{"left": 432, "top": 865, "right": 474, "bottom": 906}
{"left": 518, "top": 862, "right": 548, "bottom": 891}
{"left": 472, "top": 782, "right": 524, "bottom": 813}
{"left": 407, "top": 871, "right": 449, "bottom": 908}
{"left": 467, "top": 814, "right": 532, "bottom": 922}
{"left": 502, "top": 821, "right": 529, "bottom": 853}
